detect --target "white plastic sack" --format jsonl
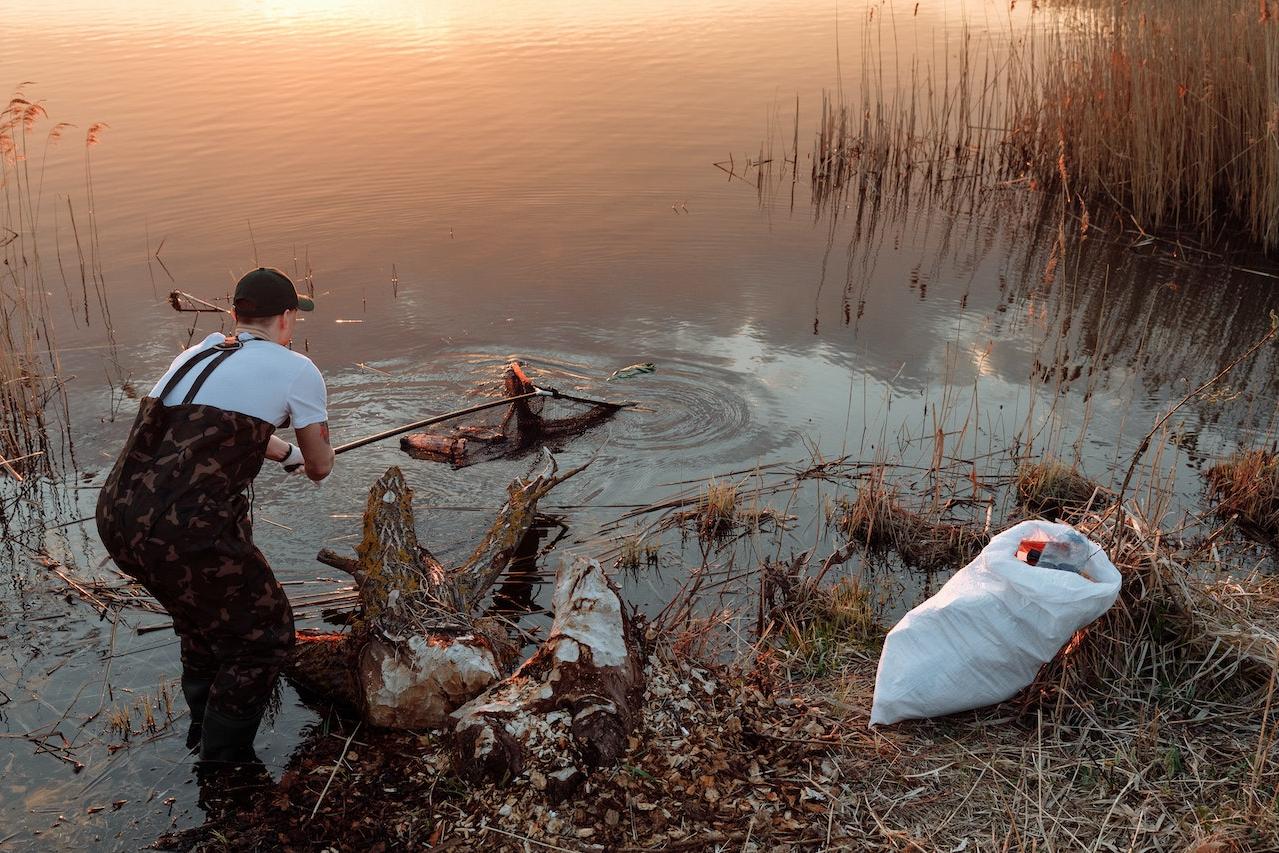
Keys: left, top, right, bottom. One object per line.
{"left": 870, "top": 520, "right": 1121, "bottom": 726}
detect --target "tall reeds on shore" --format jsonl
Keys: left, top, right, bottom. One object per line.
{"left": 1009, "top": 0, "right": 1279, "bottom": 251}
{"left": 0, "top": 91, "right": 105, "bottom": 478}
{"left": 803, "top": 1, "right": 1279, "bottom": 253}
{"left": 0, "top": 93, "right": 58, "bottom": 473}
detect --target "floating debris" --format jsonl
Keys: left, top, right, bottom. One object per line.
{"left": 606, "top": 362, "right": 655, "bottom": 381}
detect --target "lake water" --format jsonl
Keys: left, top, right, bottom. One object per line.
{"left": 3, "top": 1, "right": 1278, "bottom": 848}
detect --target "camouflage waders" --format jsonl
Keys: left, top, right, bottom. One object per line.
{"left": 95, "top": 338, "right": 295, "bottom": 720}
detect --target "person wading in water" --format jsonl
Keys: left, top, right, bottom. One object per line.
{"left": 96, "top": 267, "right": 334, "bottom": 768}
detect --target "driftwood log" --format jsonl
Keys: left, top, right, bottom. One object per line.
{"left": 451, "top": 558, "right": 645, "bottom": 799}
{"left": 289, "top": 454, "right": 581, "bottom": 728}
{"left": 400, "top": 362, "right": 618, "bottom": 468}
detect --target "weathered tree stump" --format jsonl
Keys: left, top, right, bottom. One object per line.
{"left": 287, "top": 453, "right": 584, "bottom": 728}
{"left": 451, "top": 559, "right": 646, "bottom": 799}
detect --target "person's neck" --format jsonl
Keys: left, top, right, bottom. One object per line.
{"left": 234, "top": 322, "right": 276, "bottom": 343}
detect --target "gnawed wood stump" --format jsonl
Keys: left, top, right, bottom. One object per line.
{"left": 451, "top": 558, "right": 646, "bottom": 799}
{"left": 287, "top": 453, "right": 584, "bottom": 728}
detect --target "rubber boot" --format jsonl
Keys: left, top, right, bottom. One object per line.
{"left": 181, "top": 674, "right": 213, "bottom": 752}
{"left": 198, "top": 705, "right": 264, "bottom": 766}
{"left": 196, "top": 715, "right": 271, "bottom": 821}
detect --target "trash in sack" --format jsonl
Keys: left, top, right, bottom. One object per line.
{"left": 870, "top": 520, "right": 1121, "bottom": 726}
{"left": 1015, "top": 528, "right": 1094, "bottom": 579}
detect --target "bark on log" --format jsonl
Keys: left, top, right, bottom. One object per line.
{"left": 287, "top": 454, "right": 585, "bottom": 729}
{"left": 451, "top": 559, "right": 646, "bottom": 799}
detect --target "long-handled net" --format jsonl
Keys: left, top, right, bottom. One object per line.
{"left": 398, "top": 362, "right": 624, "bottom": 467}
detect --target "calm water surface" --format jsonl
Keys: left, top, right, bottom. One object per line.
{"left": 2, "top": 1, "right": 1277, "bottom": 848}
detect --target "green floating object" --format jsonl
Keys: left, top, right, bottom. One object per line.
{"left": 606, "top": 362, "right": 656, "bottom": 381}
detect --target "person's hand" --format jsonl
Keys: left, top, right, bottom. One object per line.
{"left": 280, "top": 443, "right": 305, "bottom": 474}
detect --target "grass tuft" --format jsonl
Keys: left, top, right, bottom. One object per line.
{"left": 695, "top": 479, "right": 738, "bottom": 543}
{"left": 834, "top": 466, "right": 985, "bottom": 573}
{"left": 1205, "top": 449, "right": 1279, "bottom": 543}
{"left": 1015, "top": 457, "right": 1106, "bottom": 520}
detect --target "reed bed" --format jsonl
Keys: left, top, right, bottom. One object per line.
{"left": 1, "top": 95, "right": 51, "bottom": 470}
{"left": 1009, "top": 0, "right": 1279, "bottom": 251}
{"left": 0, "top": 90, "right": 99, "bottom": 479}
{"left": 810, "top": 26, "right": 1006, "bottom": 218}
{"left": 803, "top": 1, "right": 1279, "bottom": 253}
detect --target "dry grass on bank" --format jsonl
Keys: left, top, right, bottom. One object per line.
{"left": 1206, "top": 449, "right": 1279, "bottom": 543}
{"left": 161, "top": 446, "right": 1279, "bottom": 852}
{"left": 174, "top": 496, "right": 1279, "bottom": 851}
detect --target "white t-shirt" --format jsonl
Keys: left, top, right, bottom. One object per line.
{"left": 150, "top": 332, "right": 328, "bottom": 429}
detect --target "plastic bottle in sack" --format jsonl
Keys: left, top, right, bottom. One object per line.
{"left": 1015, "top": 529, "right": 1094, "bottom": 580}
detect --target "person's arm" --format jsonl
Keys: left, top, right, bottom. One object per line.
{"left": 286, "top": 360, "right": 332, "bottom": 481}
{"left": 295, "top": 420, "right": 334, "bottom": 482}
{"left": 265, "top": 434, "right": 293, "bottom": 462}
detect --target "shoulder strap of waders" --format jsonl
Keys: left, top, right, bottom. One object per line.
{"left": 157, "top": 336, "right": 245, "bottom": 405}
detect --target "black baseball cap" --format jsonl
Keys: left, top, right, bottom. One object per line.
{"left": 233, "top": 267, "right": 315, "bottom": 317}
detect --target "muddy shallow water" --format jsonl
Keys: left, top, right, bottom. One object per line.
{"left": 2, "top": 1, "right": 1278, "bottom": 848}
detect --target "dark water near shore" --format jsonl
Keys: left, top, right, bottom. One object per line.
{"left": 3, "top": 1, "right": 1278, "bottom": 848}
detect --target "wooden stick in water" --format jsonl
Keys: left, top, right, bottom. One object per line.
{"left": 167, "top": 290, "right": 230, "bottom": 314}
{"left": 330, "top": 387, "right": 636, "bottom": 457}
